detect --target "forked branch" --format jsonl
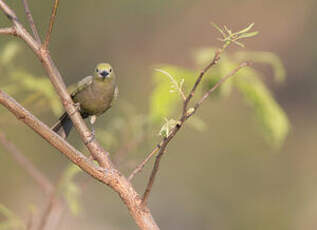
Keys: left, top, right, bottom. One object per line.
{"left": 139, "top": 56, "right": 250, "bottom": 206}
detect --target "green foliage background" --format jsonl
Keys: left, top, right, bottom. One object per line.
{"left": 0, "top": 0, "right": 317, "bottom": 229}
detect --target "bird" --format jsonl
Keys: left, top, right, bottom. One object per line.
{"left": 52, "top": 63, "right": 118, "bottom": 139}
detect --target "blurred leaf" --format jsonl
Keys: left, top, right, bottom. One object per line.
{"left": 58, "top": 165, "right": 82, "bottom": 216}
{"left": 195, "top": 48, "right": 234, "bottom": 97}
{"left": 98, "top": 129, "right": 119, "bottom": 150}
{"left": 155, "top": 69, "right": 185, "bottom": 99}
{"left": 234, "top": 68, "right": 290, "bottom": 147}
{"left": 0, "top": 41, "right": 21, "bottom": 65}
{"left": 0, "top": 204, "right": 16, "bottom": 219}
{"left": 1, "top": 85, "right": 19, "bottom": 95}
{"left": 193, "top": 47, "right": 217, "bottom": 67}
{"left": 235, "top": 51, "right": 286, "bottom": 83}
{"left": 151, "top": 47, "right": 290, "bottom": 147}
{"left": 0, "top": 204, "right": 25, "bottom": 230}
{"left": 187, "top": 116, "right": 207, "bottom": 132}
{"left": 9, "top": 71, "right": 62, "bottom": 115}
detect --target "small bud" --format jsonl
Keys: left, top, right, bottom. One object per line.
{"left": 186, "top": 107, "right": 195, "bottom": 116}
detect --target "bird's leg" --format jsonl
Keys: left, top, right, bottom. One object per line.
{"left": 86, "top": 115, "right": 97, "bottom": 144}
{"left": 90, "top": 115, "right": 97, "bottom": 136}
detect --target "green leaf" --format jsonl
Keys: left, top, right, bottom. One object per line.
{"left": 0, "top": 204, "right": 25, "bottom": 230}
{"left": 237, "top": 31, "right": 259, "bottom": 39}
{"left": 234, "top": 69, "right": 290, "bottom": 147}
{"left": 159, "top": 118, "right": 179, "bottom": 138}
{"left": 187, "top": 116, "right": 207, "bottom": 132}
{"left": 210, "top": 22, "right": 226, "bottom": 38}
{"left": 150, "top": 65, "right": 196, "bottom": 123}
{"left": 236, "top": 22, "right": 255, "bottom": 34}
{"left": 58, "top": 165, "right": 82, "bottom": 216}
{"left": 235, "top": 51, "right": 286, "bottom": 83}
{"left": 9, "top": 71, "right": 62, "bottom": 115}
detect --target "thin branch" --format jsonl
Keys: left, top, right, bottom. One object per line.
{"left": 43, "top": 0, "right": 60, "bottom": 50}
{"left": 113, "top": 135, "right": 145, "bottom": 165}
{"left": 140, "top": 57, "right": 250, "bottom": 206}
{"left": 0, "top": 26, "right": 16, "bottom": 35}
{"left": 129, "top": 50, "right": 222, "bottom": 183}
{"left": 183, "top": 49, "right": 222, "bottom": 115}
{"left": 192, "top": 62, "right": 251, "bottom": 113}
{"left": 128, "top": 143, "right": 161, "bottom": 181}
{"left": 0, "top": 131, "right": 54, "bottom": 195}
{"left": 37, "top": 192, "right": 59, "bottom": 230}
{"left": 21, "top": 0, "right": 41, "bottom": 44}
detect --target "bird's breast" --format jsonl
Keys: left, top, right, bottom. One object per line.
{"left": 74, "top": 80, "right": 115, "bottom": 116}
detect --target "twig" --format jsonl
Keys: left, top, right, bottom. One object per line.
{"left": 37, "top": 192, "right": 60, "bottom": 230}
{"left": 128, "top": 143, "right": 161, "bottom": 181}
{"left": 183, "top": 49, "right": 222, "bottom": 114}
{"left": 129, "top": 50, "right": 222, "bottom": 183}
{"left": 21, "top": 0, "right": 41, "bottom": 44}
{"left": 0, "top": 26, "right": 16, "bottom": 35}
{"left": 43, "top": 0, "right": 59, "bottom": 50}
{"left": 192, "top": 62, "right": 251, "bottom": 114}
{"left": 0, "top": 131, "right": 54, "bottom": 195}
{"left": 113, "top": 135, "right": 145, "bottom": 165}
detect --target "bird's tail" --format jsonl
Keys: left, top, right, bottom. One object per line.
{"left": 51, "top": 112, "right": 73, "bottom": 139}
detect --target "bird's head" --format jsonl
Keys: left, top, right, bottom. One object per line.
{"left": 94, "top": 63, "right": 115, "bottom": 81}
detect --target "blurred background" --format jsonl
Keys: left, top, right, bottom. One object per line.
{"left": 0, "top": 0, "right": 317, "bottom": 229}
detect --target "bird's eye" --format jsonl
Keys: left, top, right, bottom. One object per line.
{"left": 96, "top": 68, "right": 99, "bottom": 73}
{"left": 109, "top": 68, "right": 112, "bottom": 73}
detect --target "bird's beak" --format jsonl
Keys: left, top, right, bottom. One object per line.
{"left": 100, "top": 71, "right": 109, "bottom": 79}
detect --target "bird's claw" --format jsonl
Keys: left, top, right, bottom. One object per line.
{"left": 85, "top": 131, "right": 95, "bottom": 145}
{"left": 69, "top": 102, "right": 80, "bottom": 116}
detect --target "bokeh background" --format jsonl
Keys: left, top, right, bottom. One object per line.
{"left": 0, "top": 0, "right": 317, "bottom": 229}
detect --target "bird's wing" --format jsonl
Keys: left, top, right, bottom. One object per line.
{"left": 111, "top": 86, "right": 119, "bottom": 106}
{"left": 70, "top": 75, "right": 93, "bottom": 98}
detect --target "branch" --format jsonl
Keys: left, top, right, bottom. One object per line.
{"left": 0, "top": 2, "right": 159, "bottom": 228}
{"left": 183, "top": 49, "right": 222, "bottom": 114}
{"left": 21, "top": 0, "right": 41, "bottom": 44}
{"left": 140, "top": 55, "right": 250, "bottom": 206}
{"left": 0, "top": 131, "right": 54, "bottom": 195}
{"left": 0, "top": 90, "right": 159, "bottom": 229}
{"left": 43, "top": 0, "right": 60, "bottom": 50}
{"left": 128, "top": 143, "right": 161, "bottom": 181}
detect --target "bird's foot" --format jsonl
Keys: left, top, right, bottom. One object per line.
{"left": 69, "top": 102, "right": 81, "bottom": 116}
{"left": 85, "top": 131, "right": 95, "bottom": 145}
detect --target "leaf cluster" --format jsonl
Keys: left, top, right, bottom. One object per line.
{"left": 150, "top": 45, "right": 290, "bottom": 147}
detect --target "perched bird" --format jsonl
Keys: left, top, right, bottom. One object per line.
{"left": 52, "top": 63, "right": 118, "bottom": 139}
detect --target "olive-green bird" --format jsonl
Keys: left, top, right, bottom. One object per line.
{"left": 52, "top": 63, "right": 118, "bottom": 139}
